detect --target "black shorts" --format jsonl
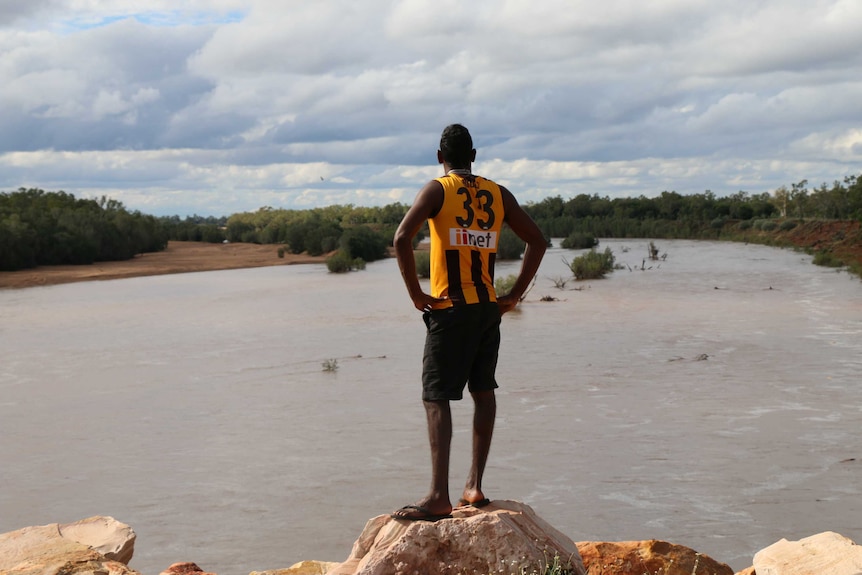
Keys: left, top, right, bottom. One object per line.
{"left": 421, "top": 302, "right": 501, "bottom": 401}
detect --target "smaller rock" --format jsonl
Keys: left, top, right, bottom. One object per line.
{"left": 576, "top": 539, "right": 733, "bottom": 575}
{"left": 160, "top": 562, "right": 217, "bottom": 575}
{"left": 250, "top": 560, "right": 340, "bottom": 575}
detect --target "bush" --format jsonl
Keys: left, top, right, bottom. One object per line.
{"left": 779, "top": 220, "right": 798, "bottom": 231}
{"left": 496, "top": 226, "right": 526, "bottom": 260}
{"left": 566, "top": 247, "right": 615, "bottom": 280}
{"left": 414, "top": 250, "right": 431, "bottom": 278}
{"left": 760, "top": 220, "right": 778, "bottom": 231}
{"left": 560, "top": 232, "right": 598, "bottom": 250}
{"left": 812, "top": 250, "right": 843, "bottom": 268}
{"left": 494, "top": 274, "right": 518, "bottom": 296}
{"left": 326, "top": 250, "right": 367, "bottom": 273}
{"left": 737, "top": 220, "right": 753, "bottom": 231}
{"left": 710, "top": 217, "right": 726, "bottom": 229}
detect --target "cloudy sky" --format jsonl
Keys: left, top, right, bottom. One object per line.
{"left": 2, "top": 0, "right": 861, "bottom": 216}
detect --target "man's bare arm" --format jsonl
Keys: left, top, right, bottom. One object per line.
{"left": 497, "top": 186, "right": 547, "bottom": 314}
{"left": 393, "top": 181, "right": 448, "bottom": 312}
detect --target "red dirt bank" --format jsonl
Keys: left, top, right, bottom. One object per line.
{"left": 742, "top": 219, "right": 862, "bottom": 271}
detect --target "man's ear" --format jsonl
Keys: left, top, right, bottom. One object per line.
{"left": 437, "top": 150, "right": 444, "bottom": 164}
{"left": 471, "top": 149, "right": 477, "bottom": 162}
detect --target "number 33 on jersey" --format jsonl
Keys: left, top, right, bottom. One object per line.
{"left": 427, "top": 173, "right": 506, "bottom": 306}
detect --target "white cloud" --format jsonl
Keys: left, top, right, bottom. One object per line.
{"left": 1, "top": 0, "right": 861, "bottom": 215}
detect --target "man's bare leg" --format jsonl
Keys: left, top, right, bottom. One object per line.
{"left": 391, "top": 399, "right": 453, "bottom": 518}
{"left": 461, "top": 389, "right": 496, "bottom": 505}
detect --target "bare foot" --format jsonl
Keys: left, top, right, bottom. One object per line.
{"left": 457, "top": 489, "right": 490, "bottom": 508}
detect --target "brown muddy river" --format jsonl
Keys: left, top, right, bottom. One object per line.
{"left": 1, "top": 239, "right": 861, "bottom": 574}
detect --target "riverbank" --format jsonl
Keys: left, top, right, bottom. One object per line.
{"left": 723, "top": 218, "right": 862, "bottom": 276}
{"left": 0, "top": 241, "right": 327, "bottom": 289}
{"left": 2, "top": 219, "right": 859, "bottom": 290}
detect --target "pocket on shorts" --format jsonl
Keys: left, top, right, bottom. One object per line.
{"left": 424, "top": 307, "right": 460, "bottom": 334}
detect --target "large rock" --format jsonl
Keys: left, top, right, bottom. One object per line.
{"left": 0, "top": 516, "right": 139, "bottom": 575}
{"left": 576, "top": 540, "right": 733, "bottom": 575}
{"left": 325, "top": 500, "right": 586, "bottom": 575}
{"left": 752, "top": 531, "right": 862, "bottom": 575}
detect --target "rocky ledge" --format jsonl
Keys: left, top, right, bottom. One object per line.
{"left": 2, "top": 502, "right": 861, "bottom": 575}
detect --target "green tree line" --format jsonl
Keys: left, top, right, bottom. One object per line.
{"left": 4, "top": 173, "right": 860, "bottom": 273}
{"left": 522, "top": 175, "right": 862, "bottom": 240}
{"left": 224, "top": 204, "right": 408, "bottom": 270}
{"left": 220, "top": 203, "right": 409, "bottom": 253}
{"left": 159, "top": 214, "right": 228, "bottom": 243}
{"left": 0, "top": 188, "right": 168, "bottom": 271}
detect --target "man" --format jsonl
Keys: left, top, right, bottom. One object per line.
{"left": 391, "top": 124, "right": 547, "bottom": 521}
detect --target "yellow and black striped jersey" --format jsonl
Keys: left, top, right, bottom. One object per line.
{"left": 428, "top": 172, "right": 505, "bottom": 307}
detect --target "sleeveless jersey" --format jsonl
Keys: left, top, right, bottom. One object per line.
{"left": 428, "top": 173, "right": 505, "bottom": 307}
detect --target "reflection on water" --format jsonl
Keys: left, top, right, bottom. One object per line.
{"left": 1, "top": 239, "right": 861, "bottom": 574}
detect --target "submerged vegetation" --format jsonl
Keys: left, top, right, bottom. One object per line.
{"left": 325, "top": 251, "right": 367, "bottom": 273}
{"left": 414, "top": 250, "right": 431, "bottom": 278}
{"left": 564, "top": 247, "right": 616, "bottom": 280}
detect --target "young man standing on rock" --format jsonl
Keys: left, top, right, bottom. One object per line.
{"left": 391, "top": 124, "right": 547, "bottom": 521}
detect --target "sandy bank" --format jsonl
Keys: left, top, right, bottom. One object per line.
{"left": 0, "top": 241, "right": 327, "bottom": 290}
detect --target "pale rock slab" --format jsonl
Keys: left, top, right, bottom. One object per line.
{"left": 59, "top": 516, "right": 137, "bottom": 564}
{"left": 325, "top": 500, "right": 586, "bottom": 575}
{"left": 752, "top": 531, "right": 862, "bottom": 575}
{"left": 0, "top": 517, "right": 139, "bottom": 575}
{"left": 575, "top": 539, "right": 733, "bottom": 575}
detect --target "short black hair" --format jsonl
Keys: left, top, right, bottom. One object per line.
{"left": 439, "top": 124, "right": 473, "bottom": 168}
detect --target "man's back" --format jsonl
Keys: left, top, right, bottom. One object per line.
{"left": 428, "top": 172, "right": 505, "bottom": 307}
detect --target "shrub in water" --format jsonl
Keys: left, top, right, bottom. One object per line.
{"left": 326, "top": 250, "right": 366, "bottom": 273}
{"left": 566, "top": 247, "right": 615, "bottom": 280}
{"left": 494, "top": 274, "right": 518, "bottom": 296}
{"left": 321, "top": 358, "right": 338, "bottom": 372}
{"left": 813, "top": 250, "right": 843, "bottom": 268}
{"left": 414, "top": 250, "right": 431, "bottom": 278}
{"left": 497, "top": 226, "right": 526, "bottom": 260}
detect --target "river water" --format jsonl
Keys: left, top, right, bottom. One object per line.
{"left": 1, "top": 239, "right": 861, "bottom": 574}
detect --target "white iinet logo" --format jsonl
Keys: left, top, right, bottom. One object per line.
{"left": 448, "top": 228, "right": 498, "bottom": 249}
